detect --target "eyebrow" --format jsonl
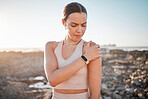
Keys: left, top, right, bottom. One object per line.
{"left": 71, "top": 22, "right": 87, "bottom": 25}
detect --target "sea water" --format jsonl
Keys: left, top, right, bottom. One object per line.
{"left": 101, "top": 46, "right": 148, "bottom": 51}
{"left": 0, "top": 46, "right": 148, "bottom": 52}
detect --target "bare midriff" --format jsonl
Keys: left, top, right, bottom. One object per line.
{"left": 54, "top": 89, "right": 88, "bottom": 94}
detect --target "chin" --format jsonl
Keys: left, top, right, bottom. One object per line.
{"left": 70, "top": 35, "right": 82, "bottom": 42}
{"left": 75, "top": 37, "right": 82, "bottom": 42}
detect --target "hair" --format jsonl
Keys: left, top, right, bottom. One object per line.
{"left": 63, "top": 2, "right": 87, "bottom": 21}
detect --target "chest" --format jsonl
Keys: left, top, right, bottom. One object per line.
{"left": 62, "top": 45, "right": 85, "bottom": 60}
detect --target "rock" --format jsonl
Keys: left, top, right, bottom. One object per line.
{"left": 125, "top": 93, "right": 133, "bottom": 98}
{"left": 133, "top": 88, "right": 145, "bottom": 98}
{"left": 0, "top": 80, "right": 8, "bottom": 86}
{"left": 110, "top": 85, "right": 116, "bottom": 91}
{"left": 108, "top": 59, "right": 129, "bottom": 65}
{"left": 126, "top": 55, "right": 133, "bottom": 60}
{"left": 116, "top": 86, "right": 125, "bottom": 91}
{"left": 1, "top": 81, "right": 30, "bottom": 99}
{"left": 138, "top": 93, "right": 143, "bottom": 97}
{"left": 1, "top": 80, "right": 52, "bottom": 99}
{"left": 114, "top": 90, "right": 119, "bottom": 94}
{"left": 136, "top": 57, "right": 144, "bottom": 61}
{"left": 133, "top": 79, "right": 141, "bottom": 87}
{"left": 0, "top": 51, "right": 45, "bottom": 79}
{"left": 101, "top": 84, "right": 108, "bottom": 89}
{"left": 6, "top": 76, "right": 14, "bottom": 81}
{"left": 144, "top": 88, "right": 148, "bottom": 92}
{"left": 110, "top": 49, "right": 127, "bottom": 55}
{"left": 146, "top": 92, "right": 148, "bottom": 98}
{"left": 145, "top": 60, "right": 148, "bottom": 65}
{"left": 125, "top": 88, "right": 134, "bottom": 94}
{"left": 133, "top": 73, "right": 139, "bottom": 77}
{"left": 112, "top": 93, "right": 122, "bottom": 99}
{"left": 133, "top": 88, "right": 138, "bottom": 97}
{"left": 103, "top": 96, "right": 111, "bottom": 99}
{"left": 101, "top": 89, "right": 111, "bottom": 96}
{"left": 119, "top": 90, "right": 125, "bottom": 96}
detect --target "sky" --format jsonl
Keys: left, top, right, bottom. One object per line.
{"left": 0, "top": 0, "right": 148, "bottom": 48}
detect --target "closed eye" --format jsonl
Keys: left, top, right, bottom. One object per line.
{"left": 71, "top": 23, "right": 77, "bottom": 27}
{"left": 71, "top": 24, "right": 77, "bottom": 27}
{"left": 82, "top": 24, "right": 86, "bottom": 27}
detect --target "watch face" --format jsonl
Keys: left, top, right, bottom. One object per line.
{"left": 81, "top": 55, "right": 87, "bottom": 61}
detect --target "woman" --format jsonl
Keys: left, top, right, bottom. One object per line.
{"left": 44, "top": 2, "right": 102, "bottom": 99}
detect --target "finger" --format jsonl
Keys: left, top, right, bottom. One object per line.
{"left": 94, "top": 45, "right": 100, "bottom": 49}
{"left": 97, "top": 53, "right": 101, "bottom": 57}
{"left": 96, "top": 50, "right": 101, "bottom": 55}
{"left": 94, "top": 54, "right": 101, "bottom": 59}
{"left": 86, "top": 42, "right": 91, "bottom": 47}
{"left": 96, "top": 44, "right": 100, "bottom": 48}
{"left": 94, "top": 44, "right": 99, "bottom": 48}
{"left": 88, "top": 40, "right": 92, "bottom": 46}
{"left": 90, "top": 40, "right": 93, "bottom": 46}
{"left": 90, "top": 41, "right": 96, "bottom": 46}
{"left": 89, "top": 41, "right": 100, "bottom": 47}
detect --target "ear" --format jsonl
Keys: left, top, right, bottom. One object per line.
{"left": 62, "top": 19, "right": 66, "bottom": 26}
{"left": 62, "top": 19, "right": 67, "bottom": 29}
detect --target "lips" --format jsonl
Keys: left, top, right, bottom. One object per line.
{"left": 75, "top": 35, "right": 82, "bottom": 38}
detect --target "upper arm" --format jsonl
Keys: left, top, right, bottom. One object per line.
{"left": 86, "top": 41, "right": 102, "bottom": 97}
{"left": 88, "top": 58, "right": 102, "bottom": 96}
{"left": 44, "top": 42, "right": 58, "bottom": 82}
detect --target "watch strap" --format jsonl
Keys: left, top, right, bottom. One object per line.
{"left": 81, "top": 55, "right": 89, "bottom": 64}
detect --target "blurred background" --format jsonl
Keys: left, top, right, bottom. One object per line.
{"left": 0, "top": 0, "right": 148, "bottom": 99}
{"left": 0, "top": 0, "right": 148, "bottom": 48}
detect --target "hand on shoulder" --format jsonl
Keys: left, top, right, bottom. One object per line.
{"left": 84, "top": 40, "right": 100, "bottom": 48}
{"left": 83, "top": 40, "right": 101, "bottom": 61}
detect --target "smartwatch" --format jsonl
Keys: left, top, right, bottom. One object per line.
{"left": 81, "top": 55, "right": 89, "bottom": 64}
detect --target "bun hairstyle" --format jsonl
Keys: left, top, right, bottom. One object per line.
{"left": 63, "top": 2, "right": 87, "bottom": 21}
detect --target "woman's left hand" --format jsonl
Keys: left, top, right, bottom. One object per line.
{"left": 89, "top": 40, "right": 100, "bottom": 48}
{"left": 83, "top": 40, "right": 101, "bottom": 58}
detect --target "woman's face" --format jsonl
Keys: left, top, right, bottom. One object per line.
{"left": 64, "top": 12, "right": 87, "bottom": 42}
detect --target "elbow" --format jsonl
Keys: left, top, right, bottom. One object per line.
{"left": 46, "top": 72, "right": 59, "bottom": 87}
{"left": 49, "top": 79, "right": 58, "bottom": 87}
{"left": 50, "top": 82, "right": 57, "bottom": 87}
{"left": 45, "top": 74, "right": 57, "bottom": 87}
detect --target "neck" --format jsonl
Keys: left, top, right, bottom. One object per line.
{"left": 64, "top": 35, "right": 81, "bottom": 45}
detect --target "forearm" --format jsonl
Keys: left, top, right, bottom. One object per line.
{"left": 50, "top": 57, "right": 86, "bottom": 87}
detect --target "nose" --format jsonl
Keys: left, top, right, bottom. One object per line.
{"left": 77, "top": 26, "right": 82, "bottom": 33}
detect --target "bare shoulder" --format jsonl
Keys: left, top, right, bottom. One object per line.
{"left": 45, "top": 41, "right": 60, "bottom": 51}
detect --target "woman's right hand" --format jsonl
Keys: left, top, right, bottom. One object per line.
{"left": 83, "top": 41, "right": 101, "bottom": 61}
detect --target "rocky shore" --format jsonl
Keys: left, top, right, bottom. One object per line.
{"left": 101, "top": 49, "right": 148, "bottom": 99}
{"left": 0, "top": 51, "right": 52, "bottom": 99}
{"left": 0, "top": 49, "right": 147, "bottom": 99}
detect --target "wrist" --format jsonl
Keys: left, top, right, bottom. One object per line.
{"left": 81, "top": 54, "right": 89, "bottom": 64}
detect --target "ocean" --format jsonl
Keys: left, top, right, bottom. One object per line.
{"left": 0, "top": 48, "right": 44, "bottom": 52}
{"left": 0, "top": 46, "right": 148, "bottom": 52}
{"left": 101, "top": 46, "right": 148, "bottom": 51}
